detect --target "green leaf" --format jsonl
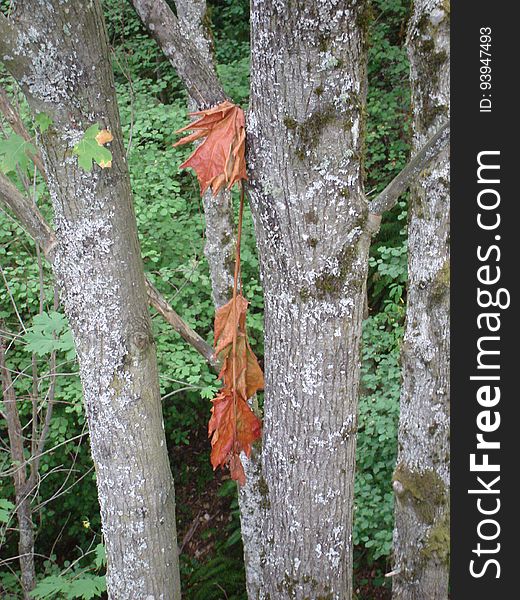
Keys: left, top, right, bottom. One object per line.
{"left": 23, "top": 310, "right": 75, "bottom": 358}
{"left": 30, "top": 575, "right": 71, "bottom": 599}
{"left": 68, "top": 575, "right": 106, "bottom": 599}
{"left": 0, "top": 133, "right": 37, "bottom": 173}
{"left": 73, "top": 124, "right": 113, "bottom": 172}
{"left": 35, "top": 112, "right": 53, "bottom": 133}
{"left": 0, "top": 498, "right": 15, "bottom": 523}
{"left": 93, "top": 543, "right": 106, "bottom": 569}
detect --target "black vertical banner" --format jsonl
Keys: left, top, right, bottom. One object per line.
{"left": 451, "top": 3, "right": 516, "bottom": 598}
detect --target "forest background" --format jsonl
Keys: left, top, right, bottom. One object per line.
{"left": 0, "top": 0, "right": 411, "bottom": 597}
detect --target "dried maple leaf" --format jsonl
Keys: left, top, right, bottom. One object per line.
{"left": 218, "top": 335, "right": 264, "bottom": 401}
{"left": 174, "top": 100, "right": 247, "bottom": 195}
{"left": 209, "top": 294, "right": 263, "bottom": 484}
{"left": 208, "top": 388, "right": 262, "bottom": 483}
{"left": 214, "top": 295, "right": 248, "bottom": 355}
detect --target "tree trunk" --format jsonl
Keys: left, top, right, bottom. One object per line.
{"left": 1, "top": 2, "right": 181, "bottom": 597}
{"left": 391, "top": 1, "right": 450, "bottom": 598}
{"left": 245, "top": 1, "right": 370, "bottom": 597}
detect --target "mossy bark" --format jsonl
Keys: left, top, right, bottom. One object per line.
{"left": 1, "top": 2, "right": 181, "bottom": 597}
{"left": 391, "top": 2, "right": 450, "bottom": 599}
{"left": 245, "top": 1, "right": 370, "bottom": 597}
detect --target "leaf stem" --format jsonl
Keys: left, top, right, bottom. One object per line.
{"left": 231, "top": 184, "right": 245, "bottom": 453}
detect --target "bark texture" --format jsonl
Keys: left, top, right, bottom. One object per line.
{"left": 1, "top": 2, "right": 181, "bottom": 597}
{"left": 392, "top": 2, "right": 450, "bottom": 598}
{"left": 245, "top": 1, "right": 370, "bottom": 597}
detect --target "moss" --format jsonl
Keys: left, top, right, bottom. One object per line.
{"left": 422, "top": 511, "right": 450, "bottom": 564}
{"left": 304, "top": 210, "right": 319, "bottom": 225}
{"left": 393, "top": 463, "right": 446, "bottom": 525}
{"left": 286, "top": 104, "right": 337, "bottom": 161}
{"left": 314, "top": 241, "right": 362, "bottom": 299}
{"left": 419, "top": 41, "right": 449, "bottom": 130}
{"left": 356, "top": 1, "right": 375, "bottom": 48}
{"left": 299, "top": 288, "right": 311, "bottom": 302}
{"left": 317, "top": 34, "right": 330, "bottom": 52}
{"left": 284, "top": 116, "right": 298, "bottom": 130}
{"left": 431, "top": 259, "right": 450, "bottom": 302}
{"left": 257, "top": 474, "right": 271, "bottom": 511}
{"left": 276, "top": 574, "right": 331, "bottom": 598}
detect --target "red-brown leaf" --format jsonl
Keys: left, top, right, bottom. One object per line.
{"left": 208, "top": 389, "right": 262, "bottom": 480}
{"left": 174, "top": 100, "right": 247, "bottom": 195}
{"left": 214, "top": 295, "right": 249, "bottom": 355}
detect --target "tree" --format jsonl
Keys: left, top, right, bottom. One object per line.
{"left": 0, "top": 2, "right": 181, "bottom": 597}
{"left": 132, "top": 1, "right": 448, "bottom": 598}
{"left": 391, "top": 1, "right": 450, "bottom": 598}
{"left": 0, "top": 1, "right": 449, "bottom": 598}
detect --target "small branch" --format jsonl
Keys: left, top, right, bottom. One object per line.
{"left": 130, "top": 0, "right": 226, "bottom": 107}
{"left": 0, "top": 174, "right": 218, "bottom": 368}
{"left": 0, "top": 172, "right": 56, "bottom": 260}
{"left": 369, "top": 120, "right": 450, "bottom": 216}
{"left": 0, "top": 13, "right": 32, "bottom": 81}
{"left": 145, "top": 279, "right": 218, "bottom": 370}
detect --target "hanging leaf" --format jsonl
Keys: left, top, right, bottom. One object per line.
{"left": 208, "top": 294, "right": 263, "bottom": 483}
{"left": 174, "top": 100, "right": 247, "bottom": 195}
{"left": 73, "top": 124, "right": 113, "bottom": 172}
{"left": 208, "top": 389, "right": 262, "bottom": 485}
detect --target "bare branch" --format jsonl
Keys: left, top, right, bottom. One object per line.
{"left": 369, "top": 120, "right": 450, "bottom": 216}
{"left": 145, "top": 279, "right": 218, "bottom": 369}
{"left": 130, "top": 0, "right": 226, "bottom": 107}
{"left": 0, "top": 173, "right": 217, "bottom": 367}
{"left": 0, "top": 172, "right": 56, "bottom": 260}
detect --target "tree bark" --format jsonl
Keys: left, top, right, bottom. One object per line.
{"left": 245, "top": 1, "right": 370, "bottom": 597}
{"left": 1, "top": 3, "right": 181, "bottom": 597}
{"left": 391, "top": 2, "right": 450, "bottom": 599}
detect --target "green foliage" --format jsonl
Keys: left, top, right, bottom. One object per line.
{"left": 35, "top": 113, "right": 53, "bottom": 134}
{"left": 72, "top": 125, "right": 112, "bottom": 172}
{"left": 23, "top": 310, "right": 75, "bottom": 359}
{"left": 354, "top": 301, "right": 404, "bottom": 563}
{"left": 0, "top": 498, "right": 15, "bottom": 524}
{"left": 30, "top": 573, "right": 106, "bottom": 600}
{"left": 182, "top": 481, "right": 246, "bottom": 600}
{"left": 0, "top": 133, "right": 37, "bottom": 173}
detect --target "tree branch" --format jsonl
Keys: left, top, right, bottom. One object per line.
{"left": 0, "top": 174, "right": 217, "bottom": 369}
{"left": 369, "top": 120, "right": 450, "bottom": 216}
{"left": 0, "top": 13, "right": 18, "bottom": 58}
{"left": 0, "top": 172, "right": 56, "bottom": 260}
{"left": 145, "top": 280, "right": 217, "bottom": 369}
{"left": 130, "top": 0, "right": 226, "bottom": 107}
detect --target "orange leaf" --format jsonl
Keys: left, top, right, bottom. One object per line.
{"left": 95, "top": 129, "right": 113, "bottom": 146}
{"left": 208, "top": 388, "right": 262, "bottom": 483}
{"left": 214, "top": 295, "right": 249, "bottom": 355}
{"left": 174, "top": 100, "right": 247, "bottom": 195}
{"left": 218, "top": 335, "right": 264, "bottom": 401}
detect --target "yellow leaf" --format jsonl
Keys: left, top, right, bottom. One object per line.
{"left": 95, "top": 129, "right": 113, "bottom": 146}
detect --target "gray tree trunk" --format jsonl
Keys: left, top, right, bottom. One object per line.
{"left": 1, "top": 2, "right": 181, "bottom": 597}
{"left": 391, "top": 2, "right": 450, "bottom": 599}
{"left": 245, "top": 1, "right": 371, "bottom": 597}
